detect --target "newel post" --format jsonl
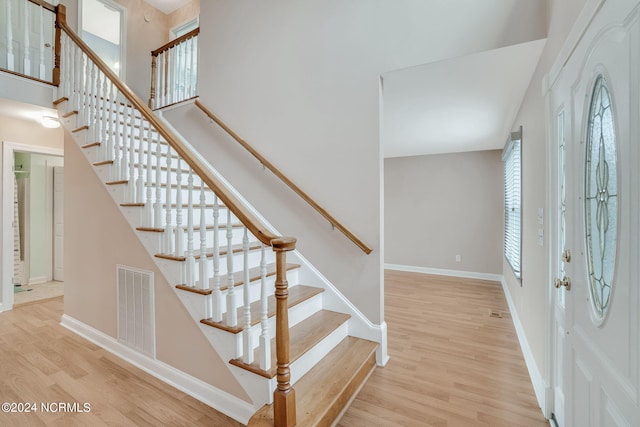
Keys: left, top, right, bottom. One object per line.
{"left": 149, "top": 54, "right": 157, "bottom": 108}
{"left": 53, "top": 4, "right": 66, "bottom": 87}
{"left": 272, "top": 237, "right": 297, "bottom": 427}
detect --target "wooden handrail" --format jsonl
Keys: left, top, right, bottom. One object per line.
{"left": 152, "top": 27, "right": 200, "bottom": 57}
{"left": 27, "top": 0, "right": 56, "bottom": 12}
{"left": 194, "top": 100, "right": 373, "bottom": 255}
{"left": 56, "top": 5, "right": 280, "bottom": 249}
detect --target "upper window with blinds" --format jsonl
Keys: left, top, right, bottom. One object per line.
{"left": 503, "top": 127, "right": 522, "bottom": 281}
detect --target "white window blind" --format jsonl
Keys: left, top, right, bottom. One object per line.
{"left": 503, "top": 128, "right": 522, "bottom": 280}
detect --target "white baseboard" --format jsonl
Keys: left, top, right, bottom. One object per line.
{"left": 500, "top": 278, "right": 548, "bottom": 413}
{"left": 385, "top": 263, "right": 503, "bottom": 282}
{"left": 60, "top": 314, "right": 255, "bottom": 424}
{"left": 28, "top": 276, "right": 49, "bottom": 285}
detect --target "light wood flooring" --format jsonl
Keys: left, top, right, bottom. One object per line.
{"left": 0, "top": 297, "right": 242, "bottom": 427}
{"left": 13, "top": 281, "right": 64, "bottom": 307}
{"left": 0, "top": 271, "right": 548, "bottom": 426}
{"left": 338, "top": 270, "right": 549, "bottom": 427}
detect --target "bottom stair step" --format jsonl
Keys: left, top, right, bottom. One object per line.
{"left": 248, "top": 336, "right": 378, "bottom": 427}
{"left": 230, "top": 310, "right": 350, "bottom": 378}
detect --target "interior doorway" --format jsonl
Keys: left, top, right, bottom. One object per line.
{"left": 1, "top": 142, "right": 64, "bottom": 311}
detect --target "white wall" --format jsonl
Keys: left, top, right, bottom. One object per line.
{"left": 196, "top": 0, "right": 546, "bottom": 324}
{"left": 385, "top": 150, "right": 503, "bottom": 275}
{"left": 503, "top": 0, "right": 587, "bottom": 386}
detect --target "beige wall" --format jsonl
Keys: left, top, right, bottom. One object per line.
{"left": 504, "top": 0, "right": 587, "bottom": 381}
{"left": 385, "top": 150, "right": 503, "bottom": 275}
{"left": 167, "top": 0, "right": 200, "bottom": 31}
{"left": 0, "top": 116, "right": 64, "bottom": 150}
{"left": 63, "top": 134, "right": 249, "bottom": 401}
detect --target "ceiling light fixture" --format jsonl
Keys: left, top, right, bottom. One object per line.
{"left": 41, "top": 115, "right": 61, "bottom": 129}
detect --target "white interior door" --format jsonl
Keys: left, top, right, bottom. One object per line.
{"left": 549, "top": 1, "right": 640, "bottom": 425}
{"left": 53, "top": 166, "right": 63, "bottom": 281}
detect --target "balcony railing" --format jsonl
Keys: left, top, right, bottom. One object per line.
{"left": 149, "top": 27, "right": 199, "bottom": 109}
{"left": 0, "top": 0, "right": 57, "bottom": 84}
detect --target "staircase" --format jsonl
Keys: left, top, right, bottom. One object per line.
{"left": 53, "top": 5, "right": 378, "bottom": 426}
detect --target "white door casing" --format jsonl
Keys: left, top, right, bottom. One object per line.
{"left": 547, "top": 1, "right": 640, "bottom": 425}
{"left": 53, "top": 166, "right": 64, "bottom": 281}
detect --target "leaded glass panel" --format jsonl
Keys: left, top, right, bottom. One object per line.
{"left": 584, "top": 75, "right": 617, "bottom": 321}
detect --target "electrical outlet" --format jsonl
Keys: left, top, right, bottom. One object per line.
{"left": 455, "top": 254, "right": 461, "bottom": 262}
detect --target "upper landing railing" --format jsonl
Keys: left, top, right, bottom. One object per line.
{"left": 0, "top": 0, "right": 57, "bottom": 85}
{"left": 148, "top": 27, "right": 199, "bottom": 110}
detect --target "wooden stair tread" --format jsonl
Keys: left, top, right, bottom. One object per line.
{"left": 230, "top": 310, "right": 350, "bottom": 378}
{"left": 155, "top": 241, "right": 261, "bottom": 261}
{"left": 53, "top": 97, "right": 68, "bottom": 106}
{"left": 136, "top": 223, "right": 242, "bottom": 233}
{"left": 81, "top": 141, "right": 100, "bottom": 149}
{"left": 178, "top": 263, "right": 300, "bottom": 296}
{"left": 248, "top": 337, "right": 377, "bottom": 427}
{"left": 72, "top": 125, "right": 89, "bottom": 133}
{"left": 93, "top": 160, "right": 113, "bottom": 166}
{"left": 199, "top": 282, "right": 320, "bottom": 334}
{"left": 61, "top": 109, "right": 77, "bottom": 118}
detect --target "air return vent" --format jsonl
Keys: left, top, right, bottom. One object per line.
{"left": 117, "top": 265, "right": 155, "bottom": 358}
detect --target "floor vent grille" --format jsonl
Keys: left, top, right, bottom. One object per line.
{"left": 488, "top": 310, "right": 504, "bottom": 318}
{"left": 117, "top": 265, "right": 155, "bottom": 357}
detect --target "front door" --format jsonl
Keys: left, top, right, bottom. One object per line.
{"left": 548, "top": 1, "right": 640, "bottom": 425}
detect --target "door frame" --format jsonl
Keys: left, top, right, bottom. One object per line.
{"left": 0, "top": 141, "right": 63, "bottom": 312}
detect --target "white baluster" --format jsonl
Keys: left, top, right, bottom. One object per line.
{"left": 168, "top": 47, "right": 175, "bottom": 104}
{"left": 259, "top": 244, "right": 270, "bottom": 370}
{"left": 226, "top": 209, "right": 237, "bottom": 327}
{"left": 73, "top": 45, "right": 81, "bottom": 113}
{"left": 38, "top": 6, "right": 45, "bottom": 79}
{"left": 154, "top": 136, "right": 163, "bottom": 228}
{"left": 136, "top": 120, "right": 146, "bottom": 203}
{"left": 200, "top": 187, "right": 212, "bottom": 319}
{"left": 242, "top": 227, "right": 253, "bottom": 364}
{"left": 94, "top": 67, "right": 103, "bottom": 157}
{"left": 192, "top": 36, "right": 198, "bottom": 96}
{"left": 212, "top": 195, "right": 222, "bottom": 321}
{"left": 175, "top": 158, "right": 184, "bottom": 256}
{"left": 199, "top": 188, "right": 209, "bottom": 289}
{"left": 127, "top": 107, "right": 136, "bottom": 201}
{"left": 164, "top": 146, "right": 174, "bottom": 254}
{"left": 177, "top": 43, "right": 184, "bottom": 102}
{"left": 108, "top": 80, "right": 116, "bottom": 160}
{"left": 101, "top": 72, "right": 110, "bottom": 160}
{"left": 23, "top": 1, "right": 30, "bottom": 76}
{"left": 145, "top": 125, "right": 154, "bottom": 227}
{"left": 112, "top": 91, "right": 122, "bottom": 181}
{"left": 6, "top": 0, "right": 14, "bottom": 71}
{"left": 185, "top": 169, "right": 196, "bottom": 287}
{"left": 156, "top": 52, "right": 167, "bottom": 107}
{"left": 88, "top": 62, "right": 97, "bottom": 144}
{"left": 83, "top": 54, "right": 91, "bottom": 130}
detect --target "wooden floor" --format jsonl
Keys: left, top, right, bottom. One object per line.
{"left": 0, "top": 297, "right": 242, "bottom": 427}
{"left": 0, "top": 271, "right": 548, "bottom": 426}
{"left": 338, "top": 270, "right": 549, "bottom": 427}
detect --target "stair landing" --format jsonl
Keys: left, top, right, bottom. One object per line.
{"left": 248, "top": 336, "right": 377, "bottom": 427}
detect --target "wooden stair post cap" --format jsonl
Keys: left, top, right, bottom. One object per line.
{"left": 271, "top": 237, "right": 296, "bottom": 252}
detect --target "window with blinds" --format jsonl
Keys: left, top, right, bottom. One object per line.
{"left": 503, "top": 128, "right": 522, "bottom": 280}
